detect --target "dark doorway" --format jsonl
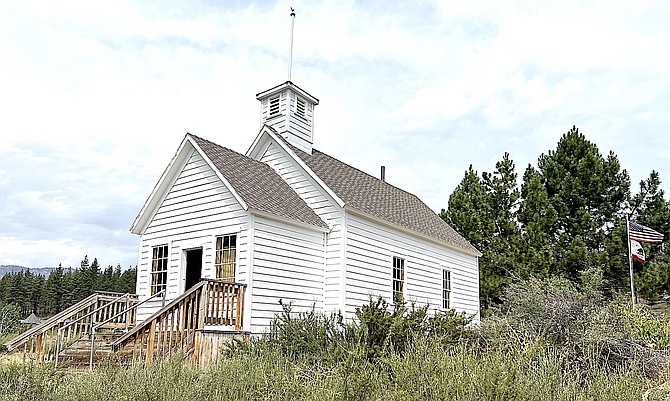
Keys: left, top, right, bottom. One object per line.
{"left": 185, "top": 248, "right": 203, "bottom": 291}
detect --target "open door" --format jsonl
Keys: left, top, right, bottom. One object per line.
{"left": 184, "top": 248, "right": 203, "bottom": 291}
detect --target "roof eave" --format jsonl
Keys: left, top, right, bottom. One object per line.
{"left": 130, "top": 134, "right": 251, "bottom": 236}
{"left": 249, "top": 208, "right": 330, "bottom": 233}
{"left": 246, "top": 126, "right": 346, "bottom": 210}
{"left": 255, "top": 81, "right": 319, "bottom": 105}
{"left": 130, "top": 135, "right": 194, "bottom": 235}
{"left": 263, "top": 127, "right": 346, "bottom": 208}
{"left": 188, "top": 135, "right": 249, "bottom": 212}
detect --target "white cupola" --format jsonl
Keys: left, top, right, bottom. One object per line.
{"left": 256, "top": 81, "right": 319, "bottom": 154}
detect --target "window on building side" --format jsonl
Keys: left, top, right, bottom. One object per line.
{"left": 392, "top": 256, "right": 405, "bottom": 303}
{"left": 443, "top": 269, "right": 451, "bottom": 309}
{"left": 151, "top": 245, "right": 168, "bottom": 296}
{"left": 269, "top": 96, "right": 280, "bottom": 116}
{"left": 215, "top": 234, "right": 237, "bottom": 282}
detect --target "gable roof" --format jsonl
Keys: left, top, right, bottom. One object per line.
{"left": 20, "top": 313, "right": 42, "bottom": 325}
{"left": 189, "top": 134, "right": 327, "bottom": 230}
{"left": 282, "top": 141, "right": 480, "bottom": 256}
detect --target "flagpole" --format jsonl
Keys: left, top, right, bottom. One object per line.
{"left": 627, "top": 215, "right": 636, "bottom": 308}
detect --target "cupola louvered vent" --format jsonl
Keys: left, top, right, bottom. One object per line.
{"left": 296, "top": 97, "right": 306, "bottom": 119}
{"left": 269, "top": 96, "right": 280, "bottom": 116}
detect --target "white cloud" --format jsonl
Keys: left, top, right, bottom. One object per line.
{"left": 0, "top": 0, "right": 669, "bottom": 268}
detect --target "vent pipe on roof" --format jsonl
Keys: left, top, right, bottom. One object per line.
{"left": 381, "top": 166, "right": 385, "bottom": 182}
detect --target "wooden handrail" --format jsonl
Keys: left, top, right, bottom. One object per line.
{"left": 94, "top": 290, "right": 163, "bottom": 332}
{"left": 4, "top": 292, "right": 100, "bottom": 351}
{"left": 112, "top": 279, "right": 246, "bottom": 364}
{"left": 59, "top": 293, "right": 135, "bottom": 333}
{"left": 113, "top": 282, "right": 208, "bottom": 348}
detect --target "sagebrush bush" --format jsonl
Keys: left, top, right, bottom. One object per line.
{"left": 5, "top": 272, "right": 670, "bottom": 400}
{"left": 489, "top": 268, "right": 670, "bottom": 378}
{"left": 0, "top": 339, "right": 660, "bottom": 401}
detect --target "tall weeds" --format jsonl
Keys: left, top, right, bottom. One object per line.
{"left": 2, "top": 273, "right": 670, "bottom": 400}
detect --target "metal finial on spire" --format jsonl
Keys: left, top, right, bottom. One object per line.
{"left": 288, "top": 7, "right": 296, "bottom": 81}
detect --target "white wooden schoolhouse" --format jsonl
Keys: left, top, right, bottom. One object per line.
{"left": 4, "top": 79, "right": 482, "bottom": 367}
{"left": 130, "top": 80, "right": 482, "bottom": 336}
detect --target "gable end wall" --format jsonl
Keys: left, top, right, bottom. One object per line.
{"left": 136, "top": 150, "right": 249, "bottom": 322}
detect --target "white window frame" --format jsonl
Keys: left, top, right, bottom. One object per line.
{"left": 442, "top": 269, "right": 451, "bottom": 309}
{"left": 392, "top": 256, "right": 405, "bottom": 302}
{"left": 151, "top": 244, "right": 169, "bottom": 296}
{"left": 215, "top": 233, "right": 237, "bottom": 282}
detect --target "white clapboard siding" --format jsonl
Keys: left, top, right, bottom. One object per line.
{"left": 249, "top": 217, "right": 324, "bottom": 334}
{"left": 324, "top": 221, "right": 343, "bottom": 313}
{"left": 136, "top": 149, "right": 249, "bottom": 323}
{"left": 287, "top": 92, "right": 314, "bottom": 145}
{"left": 260, "top": 89, "right": 315, "bottom": 152}
{"left": 259, "top": 141, "right": 344, "bottom": 313}
{"left": 259, "top": 143, "right": 339, "bottom": 222}
{"left": 344, "top": 214, "right": 480, "bottom": 321}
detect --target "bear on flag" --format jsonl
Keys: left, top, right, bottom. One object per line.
{"left": 630, "top": 240, "right": 645, "bottom": 263}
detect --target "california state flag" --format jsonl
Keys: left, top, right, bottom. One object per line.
{"left": 631, "top": 240, "right": 646, "bottom": 263}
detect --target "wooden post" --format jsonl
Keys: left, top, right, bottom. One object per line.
{"left": 146, "top": 320, "right": 156, "bottom": 365}
{"left": 236, "top": 286, "right": 244, "bottom": 331}
{"left": 35, "top": 334, "right": 43, "bottom": 361}
{"left": 198, "top": 283, "right": 207, "bottom": 330}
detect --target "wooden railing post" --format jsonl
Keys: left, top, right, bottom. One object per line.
{"left": 146, "top": 320, "right": 156, "bottom": 365}
{"left": 235, "top": 285, "right": 244, "bottom": 331}
{"left": 35, "top": 334, "right": 43, "bottom": 361}
{"left": 112, "top": 280, "right": 246, "bottom": 366}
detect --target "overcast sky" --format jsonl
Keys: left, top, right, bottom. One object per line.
{"left": 1, "top": 1, "right": 669, "bottom": 269}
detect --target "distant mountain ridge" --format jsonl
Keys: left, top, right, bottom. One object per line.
{"left": 0, "top": 265, "right": 56, "bottom": 277}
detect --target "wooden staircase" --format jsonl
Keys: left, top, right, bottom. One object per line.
{"left": 4, "top": 292, "right": 139, "bottom": 365}
{"left": 55, "top": 332, "right": 127, "bottom": 369}
{"left": 4, "top": 280, "right": 247, "bottom": 369}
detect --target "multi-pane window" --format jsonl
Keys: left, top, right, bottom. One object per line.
{"left": 215, "top": 234, "right": 237, "bottom": 282}
{"left": 151, "top": 245, "right": 168, "bottom": 296}
{"left": 392, "top": 256, "right": 405, "bottom": 303}
{"left": 443, "top": 269, "right": 451, "bottom": 309}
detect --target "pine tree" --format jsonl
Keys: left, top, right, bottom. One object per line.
{"left": 517, "top": 165, "right": 557, "bottom": 278}
{"left": 43, "top": 264, "right": 65, "bottom": 314}
{"left": 442, "top": 154, "right": 521, "bottom": 308}
{"left": 119, "top": 266, "right": 137, "bottom": 294}
{"left": 536, "top": 126, "right": 630, "bottom": 279}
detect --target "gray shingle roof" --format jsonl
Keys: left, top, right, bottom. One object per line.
{"left": 20, "top": 313, "right": 42, "bottom": 325}
{"left": 287, "top": 143, "right": 481, "bottom": 255}
{"left": 190, "top": 134, "right": 328, "bottom": 229}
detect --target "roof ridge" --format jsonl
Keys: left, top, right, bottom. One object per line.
{"left": 279, "top": 134, "right": 423, "bottom": 203}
